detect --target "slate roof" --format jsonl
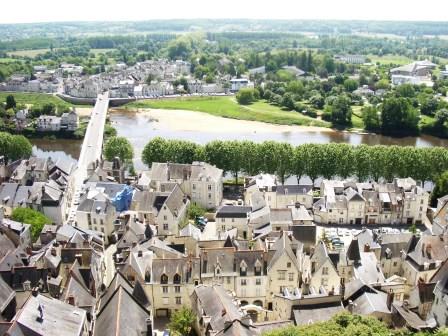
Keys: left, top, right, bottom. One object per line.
{"left": 94, "top": 286, "right": 151, "bottom": 336}
{"left": 276, "top": 185, "right": 312, "bottom": 195}
{"left": 392, "top": 302, "right": 436, "bottom": 330}
{"left": 7, "top": 294, "right": 86, "bottom": 336}
{"left": 193, "top": 285, "right": 243, "bottom": 332}
{"left": 354, "top": 252, "right": 385, "bottom": 285}
{"left": 0, "top": 183, "right": 19, "bottom": 207}
{"left": 352, "top": 290, "right": 390, "bottom": 315}
{"left": 216, "top": 206, "right": 251, "bottom": 218}
{"left": 63, "top": 275, "right": 95, "bottom": 309}
{"left": 293, "top": 303, "right": 344, "bottom": 325}
{"left": 406, "top": 234, "right": 448, "bottom": 268}
{"left": 431, "top": 259, "right": 448, "bottom": 295}
{"left": 0, "top": 275, "right": 15, "bottom": 312}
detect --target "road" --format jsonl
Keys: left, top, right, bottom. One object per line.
{"left": 67, "top": 92, "right": 110, "bottom": 224}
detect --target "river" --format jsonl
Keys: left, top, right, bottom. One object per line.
{"left": 31, "top": 108, "right": 448, "bottom": 171}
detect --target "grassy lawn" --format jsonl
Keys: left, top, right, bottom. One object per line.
{"left": 351, "top": 106, "right": 365, "bottom": 129}
{"left": 7, "top": 49, "right": 51, "bottom": 58}
{"left": 127, "top": 96, "right": 330, "bottom": 127}
{"left": 0, "top": 92, "right": 74, "bottom": 109}
{"left": 368, "top": 54, "right": 412, "bottom": 65}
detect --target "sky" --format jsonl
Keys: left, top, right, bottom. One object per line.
{"left": 1, "top": 0, "right": 448, "bottom": 24}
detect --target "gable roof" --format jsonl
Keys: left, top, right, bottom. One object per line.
{"left": 94, "top": 286, "right": 151, "bottom": 336}
{"left": 268, "top": 232, "right": 300, "bottom": 271}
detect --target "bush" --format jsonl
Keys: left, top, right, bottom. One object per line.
{"left": 236, "top": 88, "right": 257, "bottom": 105}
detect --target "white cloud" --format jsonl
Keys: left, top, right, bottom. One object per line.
{"left": 1, "top": 0, "right": 447, "bottom": 24}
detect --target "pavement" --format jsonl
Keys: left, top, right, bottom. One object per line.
{"left": 66, "top": 92, "right": 110, "bottom": 225}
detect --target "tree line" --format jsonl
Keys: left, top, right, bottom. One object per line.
{"left": 142, "top": 137, "right": 448, "bottom": 184}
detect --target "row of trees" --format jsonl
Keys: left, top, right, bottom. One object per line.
{"left": 142, "top": 138, "right": 448, "bottom": 184}
{"left": 265, "top": 311, "right": 447, "bottom": 336}
{"left": 0, "top": 132, "right": 32, "bottom": 162}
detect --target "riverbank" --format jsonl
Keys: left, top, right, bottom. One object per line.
{"left": 115, "top": 107, "right": 335, "bottom": 134}
{"left": 125, "top": 96, "right": 330, "bottom": 128}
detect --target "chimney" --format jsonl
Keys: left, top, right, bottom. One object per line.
{"left": 145, "top": 318, "right": 153, "bottom": 336}
{"left": 426, "top": 244, "right": 432, "bottom": 259}
{"left": 51, "top": 248, "right": 57, "bottom": 256}
{"left": 132, "top": 242, "right": 137, "bottom": 248}
{"left": 364, "top": 244, "right": 370, "bottom": 252}
{"left": 347, "top": 300, "right": 354, "bottom": 313}
{"left": 67, "top": 295, "right": 75, "bottom": 306}
{"left": 386, "top": 290, "right": 394, "bottom": 310}
{"left": 138, "top": 250, "right": 143, "bottom": 257}
{"left": 31, "top": 287, "right": 39, "bottom": 297}
{"left": 340, "top": 278, "right": 345, "bottom": 297}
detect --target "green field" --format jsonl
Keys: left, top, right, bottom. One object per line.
{"left": 127, "top": 96, "right": 330, "bottom": 127}
{"left": 367, "top": 54, "right": 412, "bottom": 65}
{"left": 7, "top": 49, "right": 51, "bottom": 58}
{"left": 0, "top": 92, "right": 74, "bottom": 109}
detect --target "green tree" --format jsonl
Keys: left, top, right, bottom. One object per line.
{"left": 236, "top": 88, "right": 256, "bottom": 105}
{"left": 381, "top": 97, "right": 419, "bottom": 136}
{"left": 11, "top": 207, "right": 52, "bottom": 241}
{"left": 264, "top": 311, "right": 404, "bottom": 336}
{"left": 362, "top": 106, "right": 381, "bottom": 131}
{"left": 8, "top": 135, "right": 32, "bottom": 161}
{"left": 343, "top": 78, "right": 359, "bottom": 92}
{"left": 0, "top": 132, "right": 32, "bottom": 162}
{"left": 142, "top": 137, "right": 168, "bottom": 167}
{"left": 5, "top": 95, "right": 16, "bottom": 110}
{"left": 167, "top": 306, "right": 195, "bottom": 336}
{"left": 103, "top": 136, "right": 134, "bottom": 162}
{"left": 396, "top": 83, "right": 416, "bottom": 98}
{"left": 327, "top": 95, "right": 352, "bottom": 126}
{"left": 435, "top": 108, "right": 448, "bottom": 127}
{"left": 431, "top": 171, "right": 448, "bottom": 206}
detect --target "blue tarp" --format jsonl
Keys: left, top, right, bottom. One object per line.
{"left": 112, "top": 185, "right": 134, "bottom": 212}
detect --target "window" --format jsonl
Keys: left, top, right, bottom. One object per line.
{"left": 208, "top": 185, "right": 212, "bottom": 191}
{"left": 256, "top": 278, "right": 261, "bottom": 285}
{"left": 288, "top": 273, "right": 294, "bottom": 281}
{"left": 163, "top": 223, "right": 168, "bottom": 231}
{"left": 208, "top": 193, "right": 211, "bottom": 199}
{"left": 175, "top": 286, "right": 181, "bottom": 293}
{"left": 100, "top": 219, "right": 104, "bottom": 225}
{"left": 322, "top": 267, "right": 329, "bottom": 275}
{"left": 321, "top": 278, "right": 328, "bottom": 286}
{"left": 420, "top": 199, "right": 424, "bottom": 205}
{"left": 93, "top": 218, "right": 97, "bottom": 224}
{"left": 240, "top": 266, "right": 247, "bottom": 276}
{"left": 162, "top": 286, "right": 168, "bottom": 293}
{"left": 278, "top": 271, "right": 286, "bottom": 280}
{"left": 393, "top": 261, "right": 398, "bottom": 267}
{"left": 101, "top": 227, "right": 104, "bottom": 233}
{"left": 173, "top": 273, "right": 181, "bottom": 284}
{"left": 192, "top": 184, "right": 196, "bottom": 190}
{"left": 254, "top": 266, "right": 261, "bottom": 276}
{"left": 164, "top": 215, "right": 167, "bottom": 220}
{"left": 231, "top": 218, "right": 235, "bottom": 223}
{"left": 175, "top": 297, "right": 181, "bottom": 305}
{"left": 287, "top": 262, "right": 291, "bottom": 268}
{"left": 241, "top": 279, "right": 247, "bottom": 286}
{"left": 161, "top": 274, "right": 168, "bottom": 284}
{"left": 221, "top": 218, "right": 226, "bottom": 223}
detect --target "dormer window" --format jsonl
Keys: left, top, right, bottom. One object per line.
{"left": 161, "top": 274, "right": 168, "bottom": 284}
{"left": 240, "top": 260, "right": 247, "bottom": 276}
{"left": 173, "top": 273, "right": 181, "bottom": 284}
